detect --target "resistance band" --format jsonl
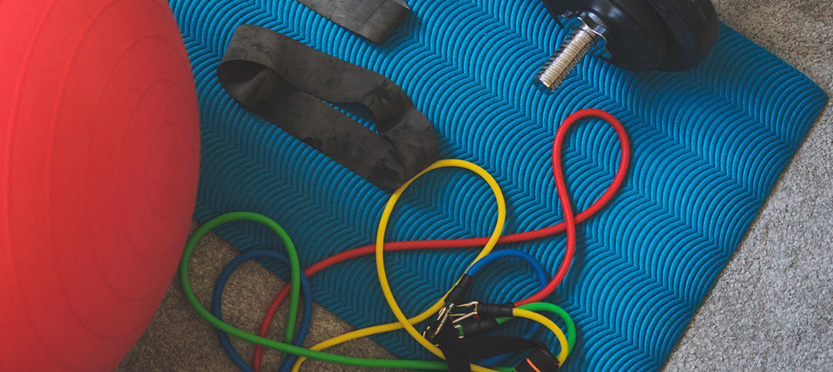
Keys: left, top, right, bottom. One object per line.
{"left": 218, "top": 24, "right": 439, "bottom": 191}
{"left": 185, "top": 109, "right": 629, "bottom": 370}
{"left": 181, "top": 212, "right": 504, "bottom": 370}
{"left": 467, "top": 249, "right": 550, "bottom": 367}
{"left": 254, "top": 108, "right": 629, "bottom": 370}
{"left": 372, "top": 159, "right": 568, "bottom": 368}
{"left": 212, "top": 249, "right": 313, "bottom": 372}
{"left": 291, "top": 159, "right": 509, "bottom": 372}
{"left": 297, "top": 0, "right": 410, "bottom": 44}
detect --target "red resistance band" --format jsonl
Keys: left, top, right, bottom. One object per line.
{"left": 252, "top": 108, "right": 631, "bottom": 370}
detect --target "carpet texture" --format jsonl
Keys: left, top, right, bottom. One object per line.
{"left": 118, "top": 0, "right": 833, "bottom": 371}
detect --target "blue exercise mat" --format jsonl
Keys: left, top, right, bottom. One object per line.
{"left": 168, "top": 0, "right": 828, "bottom": 370}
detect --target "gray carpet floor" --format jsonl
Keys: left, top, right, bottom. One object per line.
{"left": 117, "top": 0, "right": 833, "bottom": 370}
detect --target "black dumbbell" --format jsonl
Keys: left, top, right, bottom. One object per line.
{"left": 535, "top": 0, "right": 720, "bottom": 90}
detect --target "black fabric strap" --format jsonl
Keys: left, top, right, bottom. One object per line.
{"left": 516, "top": 348, "right": 560, "bottom": 372}
{"left": 433, "top": 326, "right": 548, "bottom": 372}
{"left": 217, "top": 24, "right": 438, "bottom": 191}
{"left": 299, "top": 0, "right": 410, "bottom": 44}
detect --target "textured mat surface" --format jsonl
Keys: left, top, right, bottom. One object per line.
{"left": 168, "top": 0, "right": 827, "bottom": 370}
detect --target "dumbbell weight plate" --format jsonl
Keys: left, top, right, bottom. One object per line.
{"left": 645, "top": 0, "right": 720, "bottom": 71}
{"left": 544, "top": 0, "right": 669, "bottom": 71}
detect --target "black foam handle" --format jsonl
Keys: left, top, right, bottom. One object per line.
{"left": 459, "top": 318, "right": 500, "bottom": 337}
{"left": 476, "top": 302, "right": 515, "bottom": 318}
{"left": 446, "top": 275, "right": 474, "bottom": 305}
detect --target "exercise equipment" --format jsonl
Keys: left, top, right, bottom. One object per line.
{"left": 264, "top": 109, "right": 626, "bottom": 371}
{"left": 218, "top": 24, "right": 439, "bottom": 191}
{"left": 212, "top": 249, "right": 314, "bottom": 372}
{"left": 536, "top": 0, "right": 720, "bottom": 89}
{"left": 297, "top": 0, "right": 411, "bottom": 44}
{"left": 171, "top": 0, "right": 827, "bottom": 368}
{"left": 0, "top": 1, "right": 199, "bottom": 370}
{"left": 184, "top": 164, "right": 578, "bottom": 371}
{"left": 180, "top": 212, "right": 516, "bottom": 371}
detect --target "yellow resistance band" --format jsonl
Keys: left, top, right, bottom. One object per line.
{"left": 512, "top": 308, "right": 568, "bottom": 365}
{"left": 292, "top": 159, "right": 569, "bottom": 370}
{"left": 292, "top": 159, "right": 505, "bottom": 372}
{"left": 374, "top": 159, "right": 507, "bottom": 372}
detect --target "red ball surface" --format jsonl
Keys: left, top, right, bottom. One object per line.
{"left": 0, "top": 1, "right": 200, "bottom": 370}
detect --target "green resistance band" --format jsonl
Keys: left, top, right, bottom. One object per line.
{"left": 179, "top": 212, "right": 516, "bottom": 370}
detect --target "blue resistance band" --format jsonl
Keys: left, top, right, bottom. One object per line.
{"left": 212, "top": 249, "right": 313, "bottom": 372}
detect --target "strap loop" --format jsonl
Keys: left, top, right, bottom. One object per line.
{"left": 299, "top": 0, "right": 410, "bottom": 43}
{"left": 218, "top": 24, "right": 438, "bottom": 191}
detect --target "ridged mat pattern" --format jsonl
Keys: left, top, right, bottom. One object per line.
{"left": 168, "top": 0, "right": 828, "bottom": 370}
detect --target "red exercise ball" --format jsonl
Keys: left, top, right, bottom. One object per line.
{"left": 0, "top": 1, "right": 200, "bottom": 370}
